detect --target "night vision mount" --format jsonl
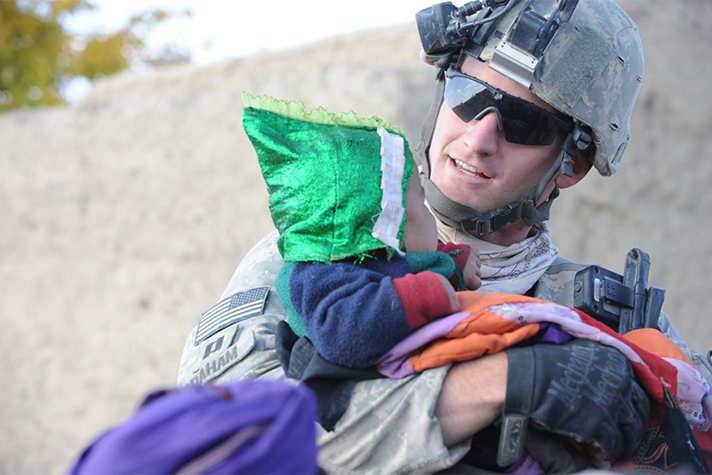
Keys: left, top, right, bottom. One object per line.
{"left": 417, "top": 0, "right": 580, "bottom": 87}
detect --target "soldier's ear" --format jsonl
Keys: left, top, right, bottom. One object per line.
{"left": 555, "top": 149, "right": 593, "bottom": 190}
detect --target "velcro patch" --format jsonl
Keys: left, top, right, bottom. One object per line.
{"left": 195, "top": 286, "right": 269, "bottom": 345}
{"left": 190, "top": 327, "right": 255, "bottom": 385}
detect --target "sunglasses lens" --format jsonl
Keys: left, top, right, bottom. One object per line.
{"left": 444, "top": 76, "right": 492, "bottom": 123}
{"left": 444, "top": 71, "right": 568, "bottom": 146}
{"left": 500, "top": 100, "right": 559, "bottom": 145}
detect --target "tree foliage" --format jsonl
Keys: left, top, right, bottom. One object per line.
{"left": 0, "top": 0, "right": 191, "bottom": 112}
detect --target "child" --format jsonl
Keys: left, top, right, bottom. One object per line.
{"left": 242, "top": 94, "right": 480, "bottom": 369}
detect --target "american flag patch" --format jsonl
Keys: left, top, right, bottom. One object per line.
{"left": 194, "top": 286, "right": 270, "bottom": 345}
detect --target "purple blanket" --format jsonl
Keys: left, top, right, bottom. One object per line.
{"left": 68, "top": 380, "right": 318, "bottom": 475}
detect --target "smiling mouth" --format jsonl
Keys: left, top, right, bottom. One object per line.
{"left": 453, "top": 158, "right": 491, "bottom": 179}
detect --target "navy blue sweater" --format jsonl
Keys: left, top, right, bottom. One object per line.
{"left": 276, "top": 246, "right": 470, "bottom": 368}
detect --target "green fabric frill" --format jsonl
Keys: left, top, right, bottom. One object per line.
{"left": 242, "top": 93, "right": 413, "bottom": 264}
{"left": 242, "top": 93, "right": 406, "bottom": 136}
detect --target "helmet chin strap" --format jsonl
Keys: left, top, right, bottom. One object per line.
{"left": 419, "top": 155, "right": 561, "bottom": 237}
{"left": 415, "top": 74, "right": 591, "bottom": 238}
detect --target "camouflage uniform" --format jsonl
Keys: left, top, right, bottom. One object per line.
{"left": 177, "top": 230, "right": 712, "bottom": 475}
{"left": 177, "top": 1, "right": 712, "bottom": 472}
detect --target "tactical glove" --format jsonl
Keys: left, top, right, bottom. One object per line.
{"left": 520, "top": 428, "right": 593, "bottom": 474}
{"left": 498, "top": 339, "right": 651, "bottom": 468}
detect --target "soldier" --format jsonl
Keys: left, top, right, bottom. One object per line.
{"left": 178, "top": 0, "right": 712, "bottom": 473}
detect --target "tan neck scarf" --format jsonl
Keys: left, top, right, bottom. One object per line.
{"left": 436, "top": 221, "right": 559, "bottom": 295}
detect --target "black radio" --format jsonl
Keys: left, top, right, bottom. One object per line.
{"left": 574, "top": 248, "right": 665, "bottom": 334}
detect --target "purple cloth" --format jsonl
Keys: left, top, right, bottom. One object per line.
{"left": 376, "top": 311, "right": 470, "bottom": 378}
{"left": 532, "top": 323, "right": 573, "bottom": 345}
{"left": 507, "top": 455, "right": 544, "bottom": 475}
{"left": 67, "top": 380, "right": 319, "bottom": 475}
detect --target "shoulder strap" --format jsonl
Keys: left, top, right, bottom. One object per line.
{"left": 545, "top": 255, "right": 585, "bottom": 275}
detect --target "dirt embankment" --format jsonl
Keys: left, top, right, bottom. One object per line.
{"left": 1, "top": 3, "right": 711, "bottom": 473}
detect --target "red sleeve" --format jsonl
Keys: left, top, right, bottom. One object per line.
{"left": 693, "top": 429, "right": 712, "bottom": 472}
{"left": 437, "top": 242, "right": 471, "bottom": 272}
{"left": 392, "top": 271, "right": 453, "bottom": 329}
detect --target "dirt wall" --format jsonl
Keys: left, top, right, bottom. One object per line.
{"left": 1, "top": 3, "right": 711, "bottom": 473}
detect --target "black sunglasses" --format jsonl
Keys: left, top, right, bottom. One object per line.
{"left": 444, "top": 68, "right": 573, "bottom": 146}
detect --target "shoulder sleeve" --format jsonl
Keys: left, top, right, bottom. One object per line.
{"left": 657, "top": 310, "right": 712, "bottom": 386}
{"left": 177, "top": 231, "right": 286, "bottom": 386}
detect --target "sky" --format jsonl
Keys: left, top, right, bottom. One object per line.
{"left": 67, "top": 0, "right": 433, "bottom": 65}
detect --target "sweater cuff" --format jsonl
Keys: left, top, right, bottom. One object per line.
{"left": 437, "top": 242, "right": 472, "bottom": 272}
{"left": 392, "top": 271, "right": 453, "bottom": 329}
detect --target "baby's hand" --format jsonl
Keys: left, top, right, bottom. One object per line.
{"left": 463, "top": 247, "right": 481, "bottom": 290}
{"left": 434, "top": 274, "right": 461, "bottom": 313}
{"left": 437, "top": 242, "right": 481, "bottom": 291}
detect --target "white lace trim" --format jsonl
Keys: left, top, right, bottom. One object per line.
{"left": 371, "top": 127, "right": 406, "bottom": 254}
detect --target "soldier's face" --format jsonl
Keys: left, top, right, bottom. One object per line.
{"left": 428, "top": 56, "right": 563, "bottom": 216}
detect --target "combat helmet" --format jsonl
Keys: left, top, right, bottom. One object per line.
{"left": 415, "top": 0, "right": 644, "bottom": 236}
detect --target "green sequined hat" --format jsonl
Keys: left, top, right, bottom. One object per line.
{"left": 242, "top": 93, "right": 414, "bottom": 263}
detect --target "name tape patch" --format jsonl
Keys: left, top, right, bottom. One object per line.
{"left": 195, "top": 286, "right": 270, "bottom": 345}
{"left": 190, "top": 327, "right": 255, "bottom": 385}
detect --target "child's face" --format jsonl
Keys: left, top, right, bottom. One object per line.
{"left": 403, "top": 171, "right": 438, "bottom": 253}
